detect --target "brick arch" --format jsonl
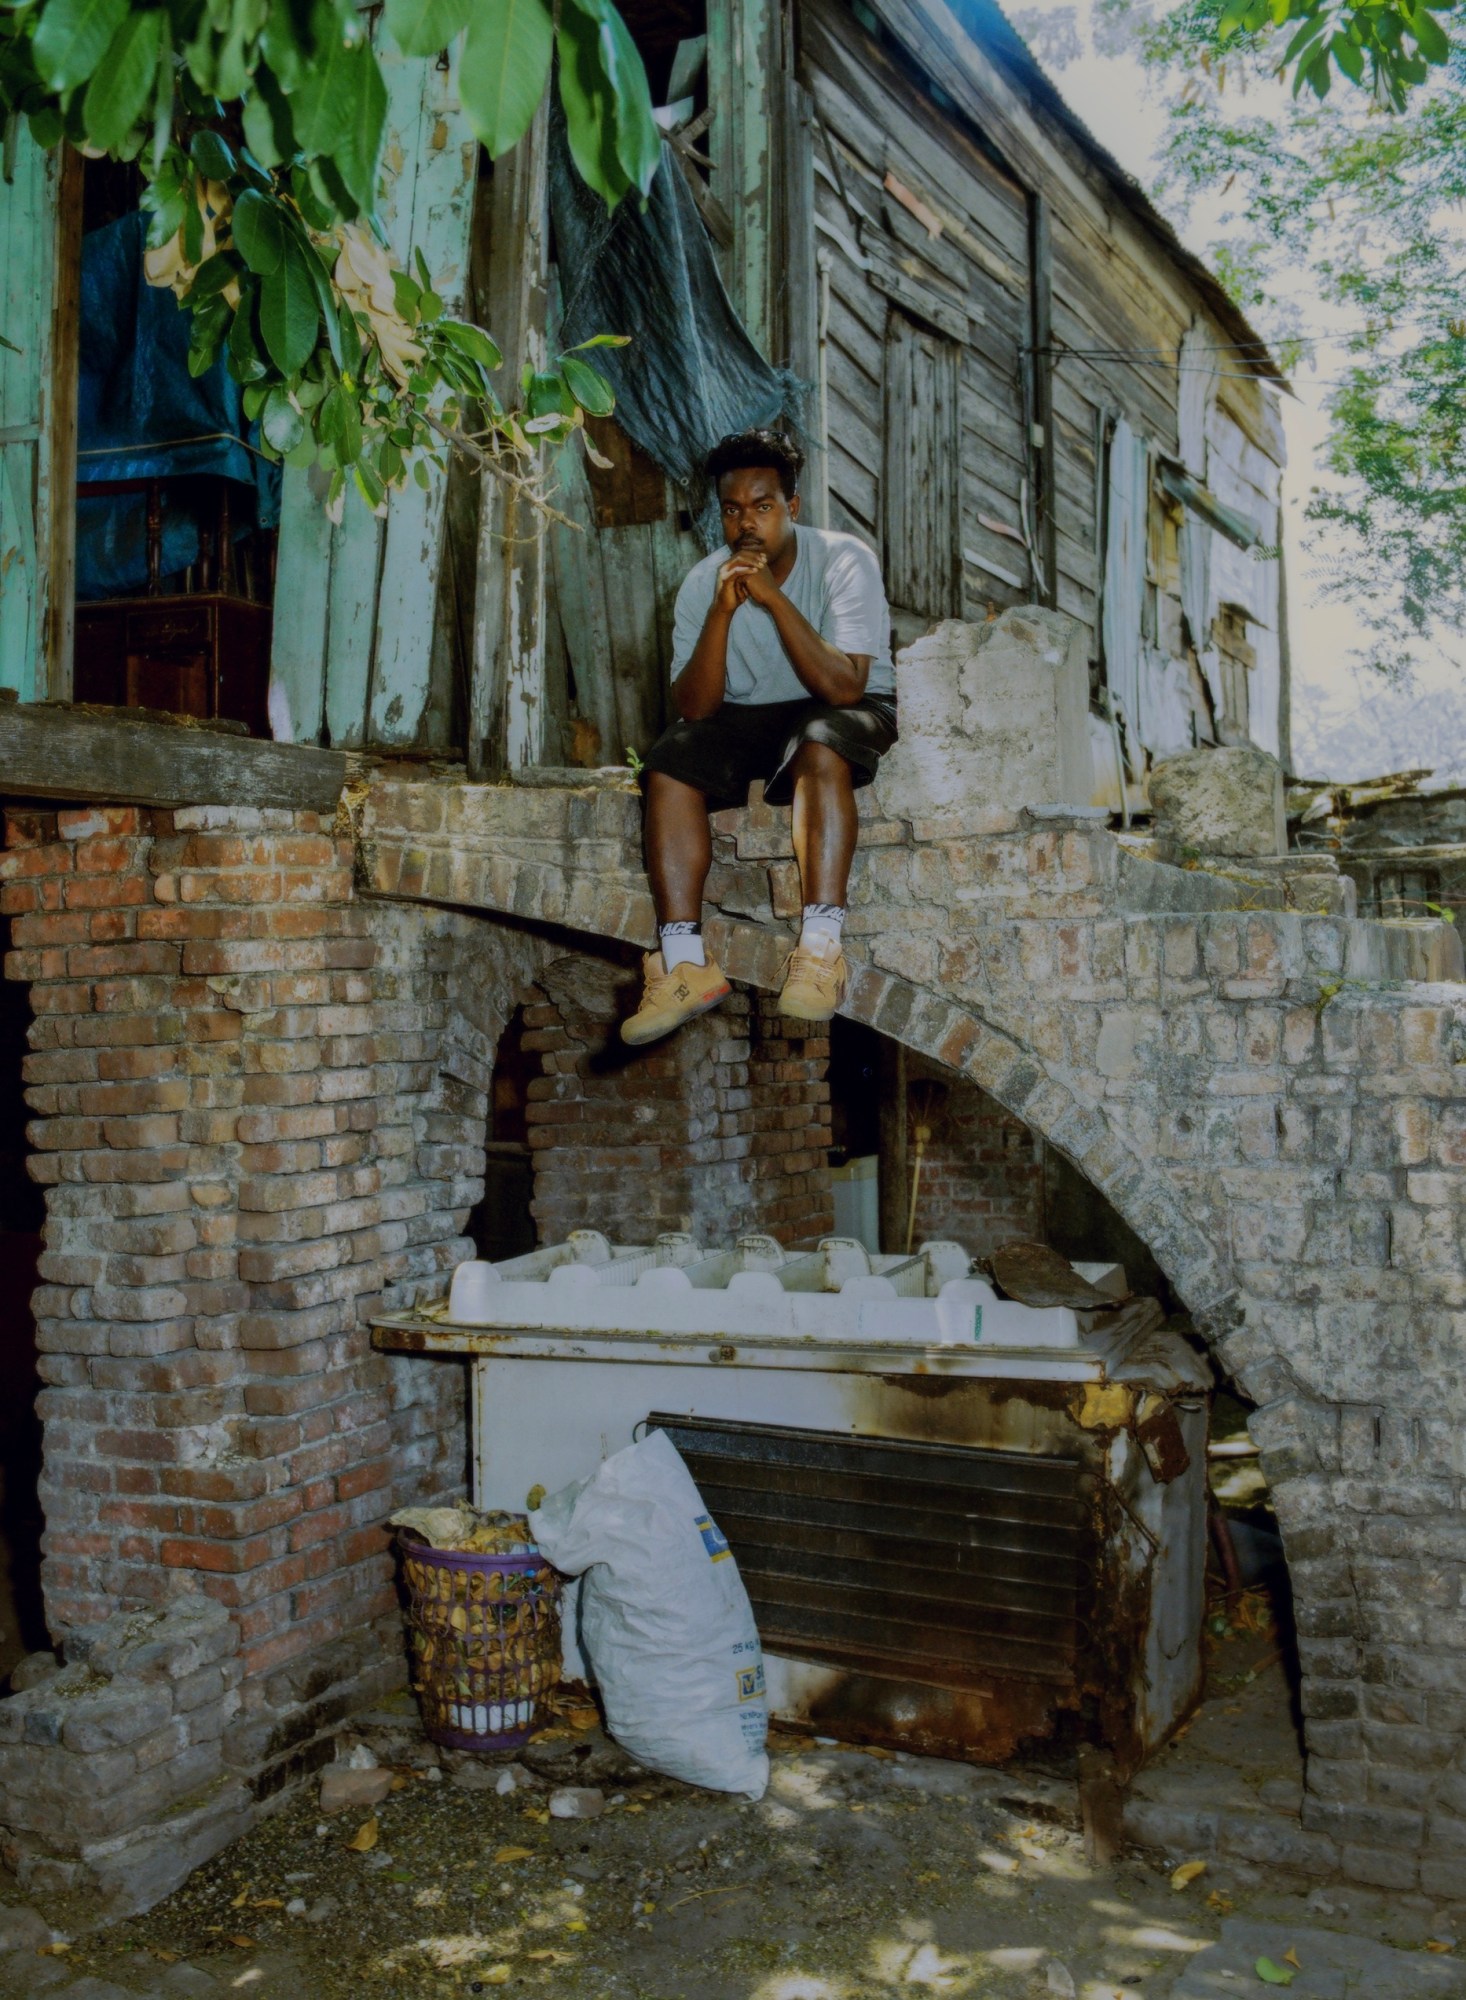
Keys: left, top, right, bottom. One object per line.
{"left": 406, "top": 881, "right": 1233, "bottom": 1319}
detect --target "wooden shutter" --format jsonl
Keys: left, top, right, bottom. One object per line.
{"left": 882, "top": 309, "right": 962, "bottom": 623}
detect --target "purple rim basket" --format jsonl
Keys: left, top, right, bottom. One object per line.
{"left": 397, "top": 1533, "right": 562, "bottom": 1753}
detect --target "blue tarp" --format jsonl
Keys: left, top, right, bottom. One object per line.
{"left": 77, "top": 210, "right": 280, "bottom": 600}
{"left": 549, "top": 113, "right": 805, "bottom": 549}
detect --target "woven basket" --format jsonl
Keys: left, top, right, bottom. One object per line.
{"left": 398, "top": 1534, "right": 562, "bottom": 1752}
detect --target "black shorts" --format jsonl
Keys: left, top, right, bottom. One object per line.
{"left": 640, "top": 694, "right": 899, "bottom": 813}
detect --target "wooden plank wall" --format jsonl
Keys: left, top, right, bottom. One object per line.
{"left": 801, "top": 0, "right": 1034, "bottom": 614}
{"left": 0, "top": 135, "right": 79, "bottom": 702}
{"left": 803, "top": 0, "right": 1287, "bottom": 755}
{"left": 268, "top": 34, "right": 478, "bottom": 749}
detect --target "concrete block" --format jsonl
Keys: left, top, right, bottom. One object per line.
{"left": 875, "top": 608, "right": 1091, "bottom": 830}
{"left": 1149, "top": 745, "right": 1287, "bottom": 859}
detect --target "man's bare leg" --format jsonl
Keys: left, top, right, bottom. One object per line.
{"left": 789, "top": 739, "right": 858, "bottom": 906}
{"left": 622, "top": 771, "right": 730, "bottom": 1046}
{"left": 781, "top": 740, "right": 857, "bottom": 1021}
{"left": 644, "top": 769, "right": 713, "bottom": 922}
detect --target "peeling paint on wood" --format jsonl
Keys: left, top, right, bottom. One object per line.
{"left": 269, "top": 31, "right": 478, "bottom": 750}
{"left": 1, "top": 133, "right": 78, "bottom": 703}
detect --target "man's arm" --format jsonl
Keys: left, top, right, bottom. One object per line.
{"left": 672, "top": 557, "right": 758, "bottom": 720}
{"left": 736, "top": 554, "right": 870, "bottom": 707}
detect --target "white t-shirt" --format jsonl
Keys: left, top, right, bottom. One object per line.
{"left": 668, "top": 526, "right": 896, "bottom": 705}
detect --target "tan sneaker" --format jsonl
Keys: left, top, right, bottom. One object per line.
{"left": 777, "top": 937, "right": 848, "bottom": 1022}
{"left": 620, "top": 951, "right": 731, "bottom": 1046}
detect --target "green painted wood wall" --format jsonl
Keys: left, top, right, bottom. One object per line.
{"left": 0, "top": 134, "right": 71, "bottom": 701}
{"left": 268, "top": 35, "right": 479, "bottom": 749}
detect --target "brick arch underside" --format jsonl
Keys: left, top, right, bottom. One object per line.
{"left": 434, "top": 897, "right": 1234, "bottom": 1326}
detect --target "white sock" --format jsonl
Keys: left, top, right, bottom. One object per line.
{"left": 799, "top": 904, "right": 845, "bottom": 952}
{"left": 659, "top": 921, "right": 706, "bottom": 971}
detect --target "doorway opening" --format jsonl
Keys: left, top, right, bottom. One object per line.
{"left": 467, "top": 1004, "right": 539, "bottom": 1264}
{"left": 0, "top": 940, "right": 47, "bottom": 1687}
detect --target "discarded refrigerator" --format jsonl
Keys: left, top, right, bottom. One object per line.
{"left": 373, "top": 1230, "right": 1211, "bottom": 1774}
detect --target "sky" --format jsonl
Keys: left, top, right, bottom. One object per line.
{"left": 1005, "top": 0, "right": 1466, "bottom": 782}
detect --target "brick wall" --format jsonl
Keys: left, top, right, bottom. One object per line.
{"left": 905, "top": 1055, "right": 1044, "bottom": 1258}
{"left": 0, "top": 803, "right": 549, "bottom": 1906}
{"left": 360, "top": 696, "right": 1466, "bottom": 1897}
{"left": 523, "top": 953, "right": 833, "bottom": 1249}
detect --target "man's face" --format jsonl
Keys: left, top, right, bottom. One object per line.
{"left": 718, "top": 466, "right": 800, "bottom": 561}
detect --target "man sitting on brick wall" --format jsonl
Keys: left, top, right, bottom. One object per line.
{"left": 622, "top": 428, "right": 899, "bottom": 1045}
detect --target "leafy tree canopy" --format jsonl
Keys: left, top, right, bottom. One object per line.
{"left": 1098, "top": 0, "right": 1466, "bottom": 680}
{"left": 0, "top": 0, "right": 659, "bottom": 519}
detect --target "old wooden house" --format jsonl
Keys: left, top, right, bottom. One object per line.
{"left": 3, "top": 0, "right": 1287, "bottom": 795}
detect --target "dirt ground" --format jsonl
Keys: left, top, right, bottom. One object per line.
{"left": 7, "top": 1629, "right": 1466, "bottom": 2000}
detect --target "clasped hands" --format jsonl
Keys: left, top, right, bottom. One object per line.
{"left": 715, "top": 548, "right": 781, "bottom": 613}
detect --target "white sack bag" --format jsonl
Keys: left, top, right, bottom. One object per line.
{"left": 530, "top": 1430, "right": 769, "bottom": 1798}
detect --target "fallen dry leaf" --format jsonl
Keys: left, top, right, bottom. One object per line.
{"left": 1426, "top": 1941, "right": 1455, "bottom": 1954}
{"left": 252, "top": 1897, "right": 283, "bottom": 1910}
{"left": 1207, "top": 1890, "right": 1235, "bottom": 1914}
{"left": 390, "top": 1775, "right": 410, "bottom": 1792}
{"left": 230, "top": 1886, "right": 251, "bottom": 1909}
{"left": 528, "top": 1949, "right": 575, "bottom": 1963}
{"left": 524, "top": 1808, "right": 550, "bottom": 1824}
{"left": 152, "top": 1950, "right": 179, "bottom": 1964}
{"left": 346, "top": 1817, "right": 379, "bottom": 1852}
{"left": 227, "top": 1934, "right": 256, "bottom": 1950}
{"left": 477, "top": 1966, "right": 512, "bottom": 1986}
{"left": 493, "top": 1846, "right": 535, "bottom": 1863}
{"left": 1283, "top": 1949, "right": 1302, "bottom": 1970}
{"left": 1171, "top": 1860, "right": 1208, "bottom": 1891}
{"left": 36, "top": 1943, "right": 70, "bottom": 1957}
{"left": 565, "top": 1918, "right": 588, "bottom": 1933}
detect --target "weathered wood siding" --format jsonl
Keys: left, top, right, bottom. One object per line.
{"left": 0, "top": 135, "right": 78, "bottom": 702}
{"left": 268, "top": 34, "right": 478, "bottom": 749}
{"left": 801, "top": 0, "right": 1034, "bottom": 615}
{"left": 797, "top": 0, "right": 1286, "bottom": 760}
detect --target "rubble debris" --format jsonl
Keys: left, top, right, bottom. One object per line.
{"left": 318, "top": 1766, "right": 394, "bottom": 1815}
{"left": 1149, "top": 745, "right": 1287, "bottom": 860}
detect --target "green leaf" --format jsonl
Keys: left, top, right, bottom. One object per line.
{"left": 354, "top": 458, "right": 386, "bottom": 509}
{"left": 1217, "top": 0, "right": 1251, "bottom": 38}
{"left": 303, "top": 243, "right": 346, "bottom": 368}
{"left": 1332, "top": 31, "right": 1366, "bottom": 79}
{"left": 181, "top": 178, "right": 205, "bottom": 265}
{"left": 1254, "top": 1960, "right": 1295, "bottom": 1987}
{"left": 329, "top": 34, "right": 387, "bottom": 217}
{"left": 81, "top": 5, "right": 160, "bottom": 149}
{"left": 1408, "top": 3, "right": 1450, "bottom": 61}
{"left": 387, "top": 0, "right": 472, "bottom": 58}
{"left": 459, "top": 0, "right": 553, "bottom": 156}
{"left": 564, "top": 331, "right": 631, "bottom": 350}
{"left": 596, "top": 1, "right": 659, "bottom": 194}
{"left": 439, "top": 318, "right": 503, "bottom": 370}
{"left": 241, "top": 68, "right": 293, "bottom": 168}
{"left": 258, "top": 235, "right": 321, "bottom": 373}
{"left": 556, "top": 0, "right": 657, "bottom": 202}
{"left": 289, "top": 3, "right": 360, "bottom": 154}
{"left": 227, "top": 285, "right": 269, "bottom": 381}
{"left": 560, "top": 352, "right": 614, "bottom": 415}
{"left": 261, "top": 385, "right": 305, "bottom": 454}
{"left": 189, "top": 127, "right": 235, "bottom": 180}
{"left": 233, "top": 188, "right": 287, "bottom": 275}
{"left": 185, "top": 248, "right": 242, "bottom": 299}
{"left": 32, "top": 0, "right": 125, "bottom": 91}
